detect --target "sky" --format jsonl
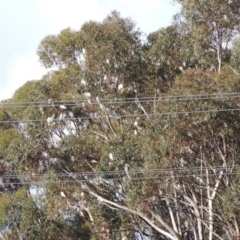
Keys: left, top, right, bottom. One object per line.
{"left": 0, "top": 0, "right": 180, "bottom": 101}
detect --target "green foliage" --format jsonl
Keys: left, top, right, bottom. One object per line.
{"left": 217, "top": 65, "right": 240, "bottom": 91}
{"left": 175, "top": 0, "right": 240, "bottom": 72}
{"left": 0, "top": 128, "right": 19, "bottom": 158}
{"left": 0, "top": 187, "right": 92, "bottom": 240}
{"left": 54, "top": 133, "right": 102, "bottom": 172}
{"left": 37, "top": 11, "right": 148, "bottom": 100}
{"left": 4, "top": 6, "right": 240, "bottom": 240}
{"left": 0, "top": 107, "right": 12, "bottom": 130}
{"left": 230, "top": 37, "right": 240, "bottom": 72}
{"left": 0, "top": 193, "right": 11, "bottom": 225}
{"left": 13, "top": 80, "right": 50, "bottom": 103}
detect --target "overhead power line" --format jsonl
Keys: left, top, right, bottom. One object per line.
{"left": 1, "top": 172, "right": 239, "bottom": 185}
{"left": 1, "top": 92, "right": 240, "bottom": 109}
{"left": 0, "top": 107, "right": 239, "bottom": 124}
{"left": 0, "top": 165, "right": 238, "bottom": 179}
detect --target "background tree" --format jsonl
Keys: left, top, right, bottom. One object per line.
{"left": 175, "top": 0, "right": 240, "bottom": 73}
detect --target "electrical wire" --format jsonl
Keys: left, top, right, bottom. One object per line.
{"left": 1, "top": 165, "right": 238, "bottom": 186}
{"left": 1, "top": 172, "right": 239, "bottom": 185}
{"left": 0, "top": 165, "right": 238, "bottom": 179}
{"left": 0, "top": 108, "right": 239, "bottom": 123}
{"left": 0, "top": 94, "right": 239, "bottom": 184}
{"left": 1, "top": 92, "right": 240, "bottom": 108}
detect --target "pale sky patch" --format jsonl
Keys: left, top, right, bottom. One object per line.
{"left": 5, "top": 54, "right": 48, "bottom": 100}
{"left": 36, "top": 0, "right": 104, "bottom": 32}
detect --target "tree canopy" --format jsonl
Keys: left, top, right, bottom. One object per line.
{"left": 1, "top": 4, "right": 240, "bottom": 240}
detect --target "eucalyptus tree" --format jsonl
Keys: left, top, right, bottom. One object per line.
{"left": 145, "top": 20, "right": 193, "bottom": 94}
{"left": 37, "top": 11, "right": 148, "bottom": 99}
{"left": 150, "top": 67, "right": 240, "bottom": 240}
{"left": 0, "top": 11, "right": 152, "bottom": 239}
{"left": 2, "top": 6, "right": 240, "bottom": 240}
{"left": 175, "top": 0, "right": 240, "bottom": 73}
{"left": 0, "top": 80, "right": 94, "bottom": 239}
{"left": 84, "top": 67, "right": 240, "bottom": 240}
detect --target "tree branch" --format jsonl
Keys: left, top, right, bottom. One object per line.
{"left": 86, "top": 188, "right": 177, "bottom": 240}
